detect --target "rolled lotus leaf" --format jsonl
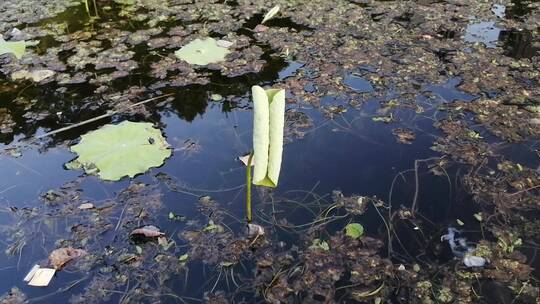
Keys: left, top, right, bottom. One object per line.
{"left": 251, "top": 86, "right": 285, "bottom": 187}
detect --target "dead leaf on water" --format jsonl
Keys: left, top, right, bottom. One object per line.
{"left": 12, "top": 69, "right": 55, "bottom": 82}
{"left": 130, "top": 225, "right": 165, "bottom": 237}
{"left": 49, "top": 247, "right": 87, "bottom": 269}
{"left": 391, "top": 128, "right": 416, "bottom": 144}
{"left": 238, "top": 154, "right": 253, "bottom": 166}
{"left": 158, "top": 236, "right": 168, "bottom": 246}
{"left": 247, "top": 223, "right": 265, "bottom": 238}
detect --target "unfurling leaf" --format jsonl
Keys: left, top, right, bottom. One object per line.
{"left": 252, "top": 86, "right": 285, "bottom": 187}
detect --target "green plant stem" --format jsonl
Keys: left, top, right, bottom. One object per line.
{"left": 83, "top": 0, "right": 91, "bottom": 18}
{"left": 92, "top": 0, "right": 100, "bottom": 18}
{"left": 246, "top": 152, "right": 254, "bottom": 223}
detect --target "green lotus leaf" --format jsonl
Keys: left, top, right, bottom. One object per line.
{"left": 0, "top": 38, "right": 27, "bottom": 59}
{"left": 252, "top": 85, "right": 285, "bottom": 188}
{"left": 174, "top": 37, "right": 230, "bottom": 65}
{"left": 67, "top": 121, "right": 172, "bottom": 181}
{"left": 345, "top": 223, "right": 364, "bottom": 239}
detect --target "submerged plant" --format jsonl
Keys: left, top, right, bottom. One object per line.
{"left": 82, "top": 0, "right": 100, "bottom": 18}
{"left": 245, "top": 86, "right": 285, "bottom": 222}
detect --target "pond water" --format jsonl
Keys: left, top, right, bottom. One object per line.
{"left": 0, "top": 0, "right": 539, "bottom": 303}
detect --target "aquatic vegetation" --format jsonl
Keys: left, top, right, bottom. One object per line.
{"left": 82, "top": 0, "right": 99, "bottom": 18}
{"left": 11, "top": 69, "right": 55, "bottom": 82}
{"left": 245, "top": 85, "right": 285, "bottom": 222}
{"left": 0, "top": 38, "right": 27, "bottom": 59}
{"left": 345, "top": 223, "right": 364, "bottom": 239}
{"left": 67, "top": 121, "right": 172, "bottom": 181}
{"left": 0, "top": 0, "right": 539, "bottom": 302}
{"left": 174, "top": 37, "right": 231, "bottom": 65}
{"left": 251, "top": 86, "right": 285, "bottom": 187}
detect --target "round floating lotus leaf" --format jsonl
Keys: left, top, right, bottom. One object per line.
{"left": 174, "top": 37, "right": 230, "bottom": 65}
{"left": 67, "top": 121, "right": 172, "bottom": 181}
{"left": 0, "top": 38, "right": 27, "bottom": 59}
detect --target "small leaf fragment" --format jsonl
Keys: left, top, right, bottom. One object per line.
{"left": 211, "top": 94, "right": 223, "bottom": 101}
{"left": 238, "top": 154, "right": 253, "bottom": 167}
{"left": 216, "top": 40, "right": 233, "bottom": 48}
{"left": 12, "top": 69, "right": 55, "bottom": 82}
{"left": 131, "top": 225, "right": 165, "bottom": 237}
{"left": 473, "top": 213, "right": 483, "bottom": 222}
{"left": 309, "top": 239, "right": 330, "bottom": 251}
{"left": 220, "top": 261, "right": 235, "bottom": 267}
{"left": 261, "top": 5, "right": 280, "bottom": 24}
{"left": 78, "top": 203, "right": 94, "bottom": 210}
{"left": 179, "top": 254, "right": 189, "bottom": 262}
{"left": 463, "top": 255, "right": 486, "bottom": 267}
{"left": 247, "top": 223, "right": 265, "bottom": 238}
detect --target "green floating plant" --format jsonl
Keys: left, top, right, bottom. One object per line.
{"left": 174, "top": 37, "right": 230, "bottom": 66}
{"left": 0, "top": 38, "right": 27, "bottom": 59}
{"left": 345, "top": 223, "right": 364, "bottom": 239}
{"left": 67, "top": 121, "right": 171, "bottom": 181}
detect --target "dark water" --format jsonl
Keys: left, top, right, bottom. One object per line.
{"left": 0, "top": 1, "right": 538, "bottom": 303}
{"left": 0, "top": 72, "right": 485, "bottom": 302}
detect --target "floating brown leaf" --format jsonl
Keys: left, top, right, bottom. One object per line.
{"left": 130, "top": 225, "right": 165, "bottom": 237}
{"left": 49, "top": 247, "right": 87, "bottom": 269}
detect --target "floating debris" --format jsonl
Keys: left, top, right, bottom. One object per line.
{"left": 49, "top": 247, "right": 87, "bottom": 269}
{"left": 25, "top": 267, "right": 56, "bottom": 287}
